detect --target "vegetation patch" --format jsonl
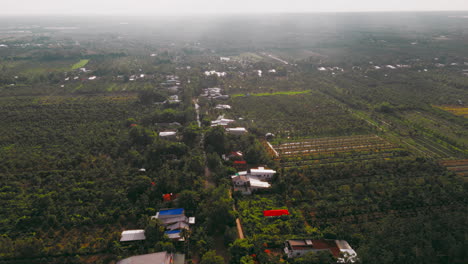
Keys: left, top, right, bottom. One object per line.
{"left": 434, "top": 105, "right": 468, "bottom": 118}
{"left": 231, "top": 90, "right": 311, "bottom": 98}
{"left": 71, "top": 59, "right": 90, "bottom": 70}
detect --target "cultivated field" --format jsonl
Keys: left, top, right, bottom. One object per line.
{"left": 269, "top": 134, "right": 405, "bottom": 168}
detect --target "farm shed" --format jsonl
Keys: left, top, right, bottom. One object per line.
{"left": 120, "top": 229, "right": 146, "bottom": 242}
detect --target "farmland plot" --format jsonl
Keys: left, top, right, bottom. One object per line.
{"left": 228, "top": 93, "right": 373, "bottom": 138}
{"left": 271, "top": 134, "right": 406, "bottom": 168}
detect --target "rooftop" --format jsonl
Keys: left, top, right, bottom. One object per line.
{"left": 120, "top": 229, "right": 146, "bottom": 242}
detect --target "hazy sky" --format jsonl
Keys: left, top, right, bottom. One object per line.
{"left": 2, "top": 0, "right": 468, "bottom": 15}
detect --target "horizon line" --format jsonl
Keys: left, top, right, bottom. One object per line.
{"left": 1, "top": 10, "right": 468, "bottom": 17}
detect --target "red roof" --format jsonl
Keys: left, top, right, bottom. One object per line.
{"left": 234, "top": 160, "right": 247, "bottom": 164}
{"left": 263, "top": 209, "right": 290, "bottom": 217}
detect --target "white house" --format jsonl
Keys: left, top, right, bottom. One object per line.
{"left": 249, "top": 167, "right": 276, "bottom": 180}
{"left": 231, "top": 167, "right": 275, "bottom": 195}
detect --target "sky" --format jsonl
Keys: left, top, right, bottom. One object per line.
{"left": 2, "top": 0, "right": 468, "bottom": 15}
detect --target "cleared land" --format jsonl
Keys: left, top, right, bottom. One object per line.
{"left": 440, "top": 159, "right": 468, "bottom": 179}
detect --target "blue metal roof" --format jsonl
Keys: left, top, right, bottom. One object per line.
{"left": 165, "top": 229, "right": 181, "bottom": 234}
{"left": 159, "top": 208, "right": 184, "bottom": 216}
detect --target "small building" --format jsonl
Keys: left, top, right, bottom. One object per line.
{"left": 215, "top": 104, "right": 232, "bottom": 110}
{"left": 159, "top": 131, "right": 177, "bottom": 140}
{"left": 120, "top": 229, "right": 146, "bottom": 242}
{"left": 117, "top": 251, "right": 185, "bottom": 264}
{"left": 226, "top": 127, "right": 248, "bottom": 135}
{"left": 249, "top": 167, "right": 276, "bottom": 180}
{"left": 284, "top": 239, "right": 358, "bottom": 263}
{"left": 166, "top": 95, "right": 181, "bottom": 104}
{"left": 222, "top": 151, "right": 243, "bottom": 161}
{"left": 263, "top": 209, "right": 290, "bottom": 217}
{"left": 211, "top": 118, "right": 235, "bottom": 127}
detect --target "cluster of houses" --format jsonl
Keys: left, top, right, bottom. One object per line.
{"left": 210, "top": 115, "right": 248, "bottom": 135}
{"left": 119, "top": 208, "right": 194, "bottom": 262}
{"left": 201, "top": 87, "right": 229, "bottom": 100}
{"left": 204, "top": 70, "right": 227, "bottom": 77}
{"left": 161, "top": 75, "right": 181, "bottom": 94}
{"left": 120, "top": 208, "right": 194, "bottom": 243}
{"left": 151, "top": 208, "right": 195, "bottom": 241}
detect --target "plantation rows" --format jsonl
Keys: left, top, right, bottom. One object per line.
{"left": 229, "top": 93, "right": 373, "bottom": 138}
{"left": 310, "top": 204, "right": 463, "bottom": 225}
{"left": 271, "top": 135, "right": 405, "bottom": 168}
{"left": 280, "top": 151, "right": 404, "bottom": 169}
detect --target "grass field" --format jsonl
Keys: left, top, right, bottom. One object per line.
{"left": 231, "top": 90, "right": 311, "bottom": 98}
{"left": 71, "top": 59, "right": 90, "bottom": 70}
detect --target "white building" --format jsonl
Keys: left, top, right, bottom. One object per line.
{"left": 249, "top": 167, "right": 276, "bottom": 180}
{"left": 159, "top": 131, "right": 177, "bottom": 140}
{"left": 120, "top": 229, "right": 146, "bottom": 242}
{"left": 231, "top": 167, "right": 276, "bottom": 195}
{"left": 211, "top": 118, "right": 235, "bottom": 127}
{"left": 226, "top": 127, "right": 248, "bottom": 135}
{"left": 215, "top": 104, "right": 232, "bottom": 110}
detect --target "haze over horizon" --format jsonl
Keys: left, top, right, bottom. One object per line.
{"left": 3, "top": 0, "right": 468, "bottom": 15}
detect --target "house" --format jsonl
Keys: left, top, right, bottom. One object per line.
{"left": 249, "top": 167, "right": 276, "bottom": 180}
{"left": 120, "top": 229, "right": 146, "bottom": 242}
{"left": 284, "top": 239, "right": 358, "bottom": 263}
{"left": 263, "top": 209, "right": 290, "bottom": 217}
{"left": 152, "top": 208, "right": 194, "bottom": 241}
{"left": 231, "top": 172, "right": 271, "bottom": 195}
{"left": 166, "top": 95, "right": 181, "bottom": 104}
{"left": 226, "top": 127, "right": 248, "bottom": 135}
{"left": 117, "top": 251, "right": 185, "bottom": 264}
